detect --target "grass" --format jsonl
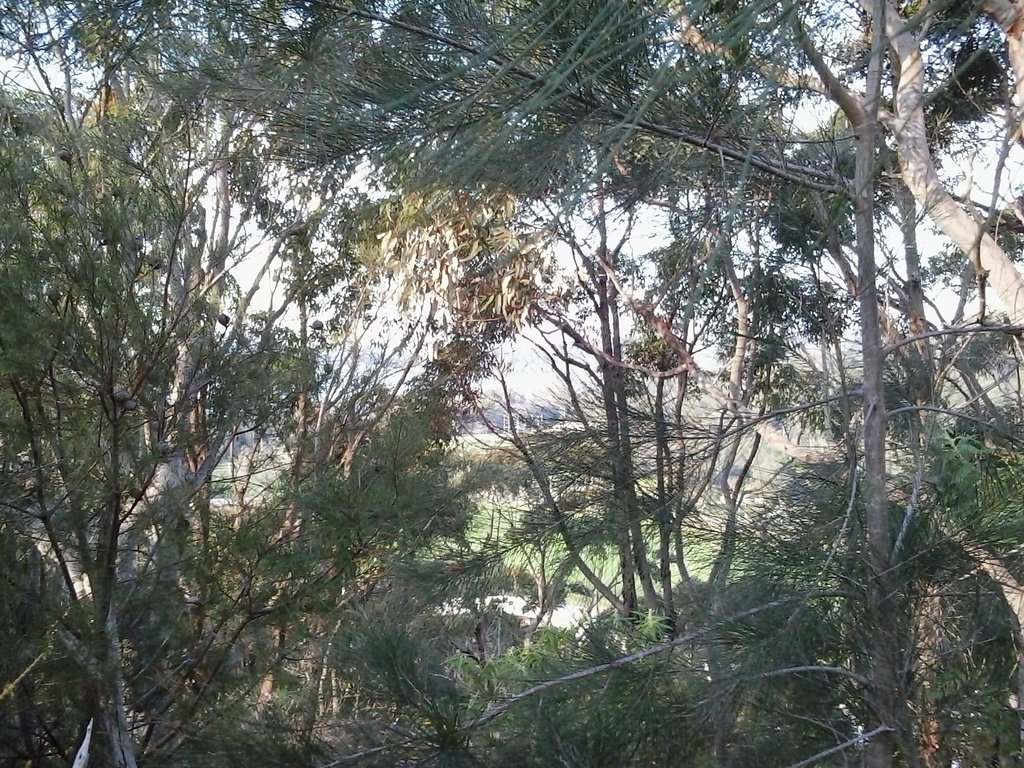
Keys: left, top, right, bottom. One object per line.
{"left": 466, "top": 495, "right": 717, "bottom": 612}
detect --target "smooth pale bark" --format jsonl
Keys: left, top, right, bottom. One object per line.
{"left": 102, "top": 608, "right": 139, "bottom": 768}
{"left": 803, "top": 0, "right": 1024, "bottom": 324}
{"left": 876, "top": 0, "right": 1024, "bottom": 325}
{"left": 71, "top": 719, "right": 93, "bottom": 768}
{"left": 59, "top": 610, "right": 140, "bottom": 768}
{"left": 879, "top": 2, "right": 1024, "bottom": 757}
{"left": 984, "top": 0, "right": 1024, "bottom": 127}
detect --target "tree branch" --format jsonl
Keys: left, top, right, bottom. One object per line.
{"left": 465, "top": 591, "right": 842, "bottom": 729}
{"left": 782, "top": 726, "right": 895, "bottom": 768}
{"left": 324, "top": 2, "right": 843, "bottom": 192}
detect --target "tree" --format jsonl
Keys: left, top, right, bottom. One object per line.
{"left": 0, "top": 5, "right": 485, "bottom": 765}
{"left": 234, "top": 0, "right": 1024, "bottom": 764}
{"left": 7, "top": 0, "right": 1024, "bottom": 766}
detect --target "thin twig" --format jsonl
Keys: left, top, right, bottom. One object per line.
{"left": 781, "top": 725, "right": 894, "bottom": 768}
{"left": 465, "top": 591, "right": 840, "bottom": 729}
{"left": 884, "top": 323, "right": 1024, "bottom": 356}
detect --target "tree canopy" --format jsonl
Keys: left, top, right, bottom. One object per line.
{"left": 4, "top": 0, "right": 1024, "bottom": 766}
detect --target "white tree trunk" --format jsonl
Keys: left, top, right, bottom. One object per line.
{"left": 984, "top": 0, "right": 1024, "bottom": 126}
{"left": 874, "top": 0, "right": 1024, "bottom": 325}
{"left": 103, "top": 606, "right": 139, "bottom": 768}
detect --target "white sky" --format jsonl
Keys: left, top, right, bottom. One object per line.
{"left": 7, "top": 34, "right": 1024, "bottom": 406}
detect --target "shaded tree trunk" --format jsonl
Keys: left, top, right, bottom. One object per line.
{"left": 853, "top": 4, "right": 900, "bottom": 765}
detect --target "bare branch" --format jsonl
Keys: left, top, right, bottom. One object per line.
{"left": 782, "top": 726, "right": 895, "bottom": 768}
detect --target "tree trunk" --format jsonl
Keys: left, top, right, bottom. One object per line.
{"left": 880, "top": 0, "right": 1024, "bottom": 325}
{"left": 100, "top": 607, "right": 139, "bottom": 768}
{"left": 855, "top": 4, "right": 899, "bottom": 765}
{"left": 916, "top": 592, "right": 945, "bottom": 768}
{"left": 984, "top": 0, "right": 1024, "bottom": 129}
{"left": 588, "top": 185, "right": 660, "bottom": 615}
{"left": 653, "top": 377, "right": 677, "bottom": 626}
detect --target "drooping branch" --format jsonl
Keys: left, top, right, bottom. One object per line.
{"left": 782, "top": 727, "right": 896, "bottom": 768}
{"left": 317, "top": 1, "right": 843, "bottom": 193}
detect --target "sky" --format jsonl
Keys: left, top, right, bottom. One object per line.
{"left": 7, "top": 31, "right": 1024, "bottom": 409}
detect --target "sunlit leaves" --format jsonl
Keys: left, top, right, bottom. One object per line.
{"left": 372, "top": 190, "right": 550, "bottom": 329}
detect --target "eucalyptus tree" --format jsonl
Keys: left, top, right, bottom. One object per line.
{"left": 217, "top": 0, "right": 1024, "bottom": 765}
{"left": 0, "top": 3, "right": 490, "bottom": 766}
{"left": 5, "top": 0, "right": 1016, "bottom": 764}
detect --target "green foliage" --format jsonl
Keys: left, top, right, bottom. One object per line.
{"left": 292, "top": 397, "right": 474, "bottom": 581}
{"left": 5, "top": 0, "right": 1024, "bottom": 766}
